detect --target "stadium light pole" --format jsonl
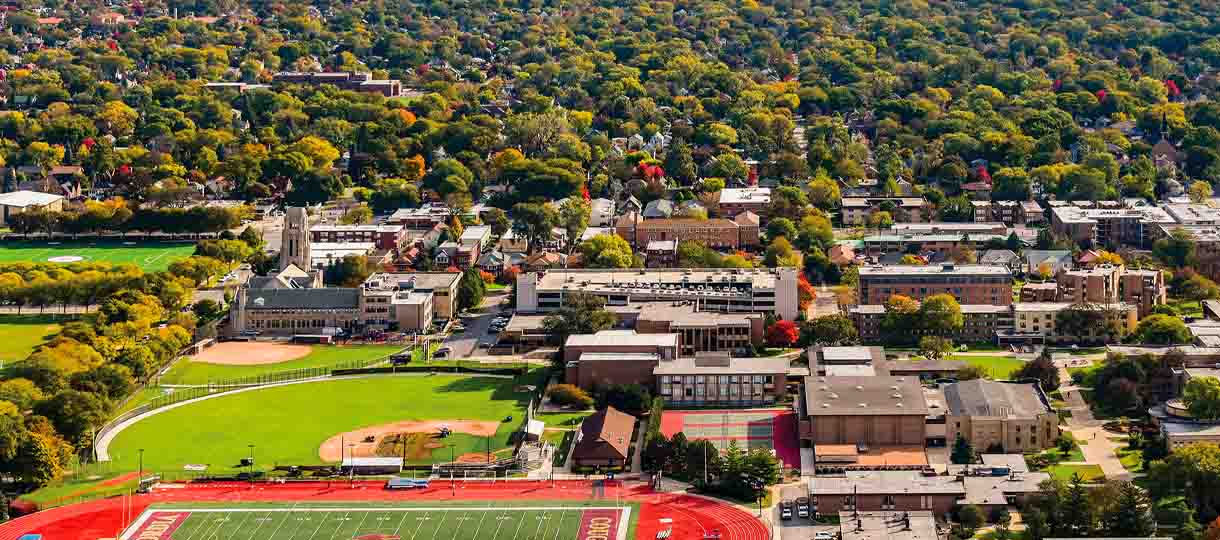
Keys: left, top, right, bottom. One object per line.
{"left": 247, "top": 444, "right": 255, "bottom": 488}
{"left": 138, "top": 449, "right": 144, "bottom": 484}
{"left": 448, "top": 444, "right": 456, "bottom": 496}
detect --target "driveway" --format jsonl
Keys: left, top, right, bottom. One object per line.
{"left": 442, "top": 291, "right": 510, "bottom": 359}
{"left": 775, "top": 484, "right": 836, "bottom": 540}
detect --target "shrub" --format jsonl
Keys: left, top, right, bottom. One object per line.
{"left": 479, "top": 270, "right": 496, "bottom": 284}
{"left": 547, "top": 384, "right": 594, "bottom": 409}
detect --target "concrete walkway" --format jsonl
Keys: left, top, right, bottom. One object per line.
{"left": 1062, "top": 425, "right": 1135, "bottom": 481}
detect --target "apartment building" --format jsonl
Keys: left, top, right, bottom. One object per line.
{"left": 800, "top": 376, "right": 929, "bottom": 447}
{"left": 971, "top": 200, "right": 1044, "bottom": 225}
{"left": 387, "top": 203, "right": 452, "bottom": 228}
{"left": 311, "top": 224, "right": 406, "bottom": 251}
{"left": 1160, "top": 224, "right": 1220, "bottom": 283}
{"left": 517, "top": 267, "right": 800, "bottom": 321}
{"left": 1005, "top": 302, "right": 1137, "bottom": 345}
{"left": 1057, "top": 265, "right": 1167, "bottom": 316}
{"left": 849, "top": 304, "right": 1013, "bottom": 343}
{"left": 563, "top": 330, "right": 680, "bottom": 389}
{"left": 359, "top": 272, "right": 462, "bottom": 330}
{"left": 717, "top": 187, "right": 771, "bottom": 217}
{"left": 1050, "top": 204, "right": 1174, "bottom": 248}
{"left": 861, "top": 233, "right": 1009, "bottom": 256}
{"left": 891, "top": 222, "right": 1009, "bottom": 235}
{"left": 272, "top": 71, "right": 402, "bottom": 97}
{"left": 655, "top": 352, "right": 788, "bottom": 406}
{"left": 942, "top": 379, "right": 1058, "bottom": 453}
{"left": 842, "top": 197, "right": 927, "bottom": 226}
{"left": 614, "top": 213, "right": 760, "bottom": 250}
{"left": 857, "top": 264, "right": 1013, "bottom": 306}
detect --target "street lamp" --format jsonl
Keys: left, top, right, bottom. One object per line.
{"left": 348, "top": 443, "right": 356, "bottom": 488}
{"left": 138, "top": 449, "right": 144, "bottom": 484}
{"left": 247, "top": 444, "right": 255, "bottom": 488}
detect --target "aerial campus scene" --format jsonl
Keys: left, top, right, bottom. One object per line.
{"left": 4, "top": 2, "right": 1220, "bottom": 540}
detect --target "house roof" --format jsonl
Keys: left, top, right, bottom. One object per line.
{"left": 642, "top": 199, "right": 673, "bottom": 218}
{"left": 979, "top": 250, "right": 1019, "bottom": 265}
{"left": 574, "top": 406, "right": 634, "bottom": 462}
{"left": 942, "top": 380, "right": 1049, "bottom": 418}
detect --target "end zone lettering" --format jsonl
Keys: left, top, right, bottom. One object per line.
{"left": 128, "top": 512, "right": 190, "bottom": 540}
{"left": 578, "top": 509, "right": 621, "bottom": 540}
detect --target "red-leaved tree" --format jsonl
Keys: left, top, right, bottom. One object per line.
{"left": 766, "top": 320, "right": 799, "bottom": 347}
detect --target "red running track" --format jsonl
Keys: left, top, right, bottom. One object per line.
{"left": 0, "top": 480, "right": 770, "bottom": 540}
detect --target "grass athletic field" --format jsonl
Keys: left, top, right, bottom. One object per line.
{"left": 108, "top": 371, "right": 542, "bottom": 471}
{"left": 123, "top": 503, "right": 633, "bottom": 540}
{"left": 0, "top": 314, "right": 63, "bottom": 362}
{"left": 0, "top": 240, "right": 196, "bottom": 271}
{"left": 158, "top": 344, "right": 405, "bottom": 385}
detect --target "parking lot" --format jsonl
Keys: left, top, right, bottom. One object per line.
{"left": 441, "top": 291, "right": 511, "bottom": 358}
{"left": 776, "top": 484, "right": 839, "bottom": 540}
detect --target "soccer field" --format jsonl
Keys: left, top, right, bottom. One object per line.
{"left": 123, "top": 504, "right": 632, "bottom": 540}
{"left": 0, "top": 240, "right": 196, "bottom": 271}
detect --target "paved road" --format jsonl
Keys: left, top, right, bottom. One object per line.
{"left": 442, "top": 291, "right": 510, "bottom": 359}
{"left": 775, "top": 484, "right": 836, "bottom": 540}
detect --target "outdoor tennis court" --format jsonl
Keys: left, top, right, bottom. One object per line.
{"left": 121, "top": 504, "right": 632, "bottom": 540}
{"left": 660, "top": 409, "right": 800, "bottom": 468}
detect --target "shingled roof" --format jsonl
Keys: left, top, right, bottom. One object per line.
{"left": 942, "top": 379, "right": 1049, "bottom": 418}
{"left": 246, "top": 288, "right": 360, "bottom": 310}
{"left": 573, "top": 406, "right": 635, "bottom": 463}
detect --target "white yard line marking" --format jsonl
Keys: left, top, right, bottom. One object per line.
{"left": 274, "top": 508, "right": 311, "bottom": 540}
{"left": 325, "top": 511, "right": 352, "bottom": 540}
{"left": 390, "top": 510, "right": 411, "bottom": 535}
{"left": 407, "top": 510, "right": 431, "bottom": 540}
{"left": 616, "top": 507, "right": 633, "bottom": 540}
{"left": 511, "top": 509, "right": 529, "bottom": 540}
{"left": 429, "top": 509, "right": 448, "bottom": 540}
{"left": 245, "top": 511, "right": 276, "bottom": 539}
{"left": 470, "top": 508, "right": 491, "bottom": 540}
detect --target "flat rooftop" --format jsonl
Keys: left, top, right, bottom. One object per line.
{"left": 362, "top": 272, "right": 461, "bottom": 291}
{"left": 718, "top": 187, "right": 771, "bottom": 204}
{"left": 812, "top": 470, "right": 965, "bottom": 495}
{"left": 610, "top": 301, "right": 759, "bottom": 327}
{"left": 858, "top": 264, "right": 1011, "bottom": 277}
{"left": 804, "top": 376, "right": 930, "bottom": 416}
{"left": 1163, "top": 203, "right": 1220, "bottom": 224}
{"left": 653, "top": 356, "right": 790, "bottom": 375}
{"left": 531, "top": 268, "right": 792, "bottom": 293}
{"left": 839, "top": 511, "right": 940, "bottom": 540}
{"left": 1051, "top": 205, "right": 1174, "bottom": 224}
{"left": 820, "top": 346, "right": 877, "bottom": 363}
{"left": 960, "top": 471, "right": 1050, "bottom": 505}
{"left": 312, "top": 224, "right": 404, "bottom": 233}
{"left": 565, "top": 330, "right": 679, "bottom": 349}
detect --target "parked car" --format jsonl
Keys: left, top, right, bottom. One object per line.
{"left": 796, "top": 497, "right": 810, "bottom": 519}
{"left": 779, "top": 501, "right": 793, "bottom": 520}
{"left": 813, "top": 532, "right": 834, "bottom": 540}
{"left": 433, "top": 347, "right": 451, "bottom": 359}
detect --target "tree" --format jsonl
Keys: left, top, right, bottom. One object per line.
{"left": 919, "top": 336, "right": 955, "bottom": 361}
{"left": 1190, "top": 181, "right": 1215, "bottom": 203}
{"left": 663, "top": 140, "right": 697, "bottom": 185}
{"left": 957, "top": 365, "right": 988, "bottom": 381}
{"left": 951, "top": 434, "right": 975, "bottom": 464}
{"left": 1015, "top": 352, "right": 1062, "bottom": 391}
{"left": 807, "top": 173, "right": 841, "bottom": 211}
{"left": 1155, "top": 228, "right": 1197, "bottom": 268}
{"left": 457, "top": 268, "right": 487, "bottom": 312}
{"left": 1104, "top": 481, "right": 1154, "bottom": 537}
{"left": 0, "top": 378, "right": 45, "bottom": 410}
{"left": 339, "top": 205, "right": 373, "bottom": 225}
{"left": 511, "top": 202, "right": 560, "bottom": 254}
{"left": 598, "top": 384, "right": 652, "bottom": 415}
{"left": 580, "top": 234, "right": 636, "bottom": 269}
{"left": 868, "top": 211, "right": 894, "bottom": 228}
{"left": 764, "top": 236, "right": 801, "bottom": 267}
{"left": 325, "top": 255, "right": 377, "bottom": 287}
{"left": 542, "top": 292, "right": 616, "bottom": 347}
{"left": 559, "top": 198, "right": 591, "bottom": 251}
{"left": 1062, "top": 473, "right": 1095, "bottom": 536}
{"left": 1180, "top": 272, "right": 1220, "bottom": 301}
{"left": 766, "top": 320, "right": 799, "bottom": 348}
{"left": 959, "top": 505, "right": 985, "bottom": 531}
{"left": 546, "top": 384, "right": 594, "bottom": 409}
{"left": 483, "top": 208, "right": 510, "bottom": 236}
{"left": 800, "top": 315, "right": 859, "bottom": 346}
{"left": 766, "top": 218, "right": 798, "bottom": 242}
{"left": 922, "top": 294, "right": 964, "bottom": 335}
{"left": 1184, "top": 377, "right": 1220, "bottom": 420}
{"left": 33, "top": 389, "right": 109, "bottom": 447}
{"left": 1132, "top": 314, "right": 1192, "bottom": 344}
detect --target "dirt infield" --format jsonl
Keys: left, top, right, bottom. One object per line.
{"left": 319, "top": 420, "right": 501, "bottom": 461}
{"left": 190, "top": 341, "right": 312, "bottom": 365}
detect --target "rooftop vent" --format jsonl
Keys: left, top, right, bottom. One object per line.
{"left": 892, "top": 393, "right": 902, "bottom": 398}
{"left": 891, "top": 385, "right": 899, "bottom": 390}
{"left": 858, "top": 403, "right": 868, "bottom": 408}
{"left": 896, "top": 403, "right": 904, "bottom": 408}
{"left": 828, "top": 393, "right": 839, "bottom": 399}
{"left": 855, "top": 385, "right": 864, "bottom": 391}
{"left": 822, "top": 403, "right": 830, "bottom": 408}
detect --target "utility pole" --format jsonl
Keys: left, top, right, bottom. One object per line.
{"left": 449, "top": 444, "right": 456, "bottom": 496}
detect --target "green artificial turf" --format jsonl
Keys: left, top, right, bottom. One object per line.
{"left": 0, "top": 314, "right": 63, "bottom": 362}
{"left": 108, "top": 372, "right": 541, "bottom": 472}
{"left": 158, "top": 344, "right": 406, "bottom": 385}
{"left": 0, "top": 240, "right": 196, "bottom": 271}
{"left": 536, "top": 411, "right": 594, "bottom": 428}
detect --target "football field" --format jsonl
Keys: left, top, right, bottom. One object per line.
{"left": 0, "top": 240, "right": 196, "bottom": 271}
{"left": 122, "top": 504, "right": 632, "bottom": 540}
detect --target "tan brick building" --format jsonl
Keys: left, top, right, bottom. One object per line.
{"left": 1057, "top": 265, "right": 1166, "bottom": 316}
{"left": 857, "top": 264, "right": 1013, "bottom": 306}
{"left": 841, "top": 197, "right": 926, "bottom": 226}
{"left": 801, "top": 376, "right": 928, "bottom": 447}
{"left": 655, "top": 352, "right": 788, "bottom": 406}
{"left": 614, "top": 213, "right": 760, "bottom": 250}
{"left": 942, "top": 380, "right": 1058, "bottom": 453}
{"left": 613, "top": 301, "right": 764, "bottom": 356}
{"left": 811, "top": 471, "right": 964, "bottom": 515}
{"left": 563, "top": 330, "right": 679, "bottom": 389}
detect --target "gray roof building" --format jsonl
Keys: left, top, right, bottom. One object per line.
{"left": 942, "top": 380, "right": 1050, "bottom": 418}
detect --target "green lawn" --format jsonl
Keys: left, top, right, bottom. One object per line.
{"left": 947, "top": 355, "right": 1026, "bottom": 379}
{"left": 0, "top": 314, "right": 63, "bottom": 363}
{"left": 1116, "top": 446, "right": 1145, "bottom": 473}
{"left": 536, "top": 411, "right": 594, "bottom": 428}
{"left": 0, "top": 240, "right": 196, "bottom": 271}
{"left": 158, "top": 344, "right": 405, "bottom": 385}
{"left": 1046, "top": 463, "right": 1105, "bottom": 483}
{"left": 108, "top": 371, "right": 541, "bottom": 471}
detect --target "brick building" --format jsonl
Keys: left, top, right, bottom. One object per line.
{"left": 311, "top": 224, "right": 406, "bottom": 251}
{"left": 717, "top": 187, "right": 771, "bottom": 218}
{"left": 857, "top": 264, "right": 1013, "bottom": 306}
{"left": 941, "top": 380, "right": 1058, "bottom": 453}
{"left": 800, "top": 376, "right": 929, "bottom": 447}
{"left": 612, "top": 301, "right": 764, "bottom": 356}
{"left": 1057, "top": 265, "right": 1166, "bottom": 316}
{"left": 563, "top": 330, "right": 679, "bottom": 389}
{"left": 849, "top": 303, "right": 1013, "bottom": 344}
{"left": 971, "top": 200, "right": 1044, "bottom": 225}
{"left": 810, "top": 471, "right": 964, "bottom": 515}
{"left": 1050, "top": 204, "right": 1174, "bottom": 248}
{"left": 614, "top": 213, "right": 760, "bottom": 250}
{"left": 655, "top": 352, "right": 789, "bottom": 406}
{"left": 272, "top": 71, "right": 403, "bottom": 97}
{"left": 841, "top": 197, "right": 926, "bottom": 226}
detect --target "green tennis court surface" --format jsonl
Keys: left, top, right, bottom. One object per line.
{"left": 123, "top": 505, "right": 631, "bottom": 540}
{"left": 678, "top": 412, "right": 776, "bottom": 453}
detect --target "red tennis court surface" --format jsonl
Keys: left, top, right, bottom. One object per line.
{"left": 0, "top": 480, "right": 769, "bottom": 540}
{"left": 660, "top": 408, "right": 799, "bottom": 469}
